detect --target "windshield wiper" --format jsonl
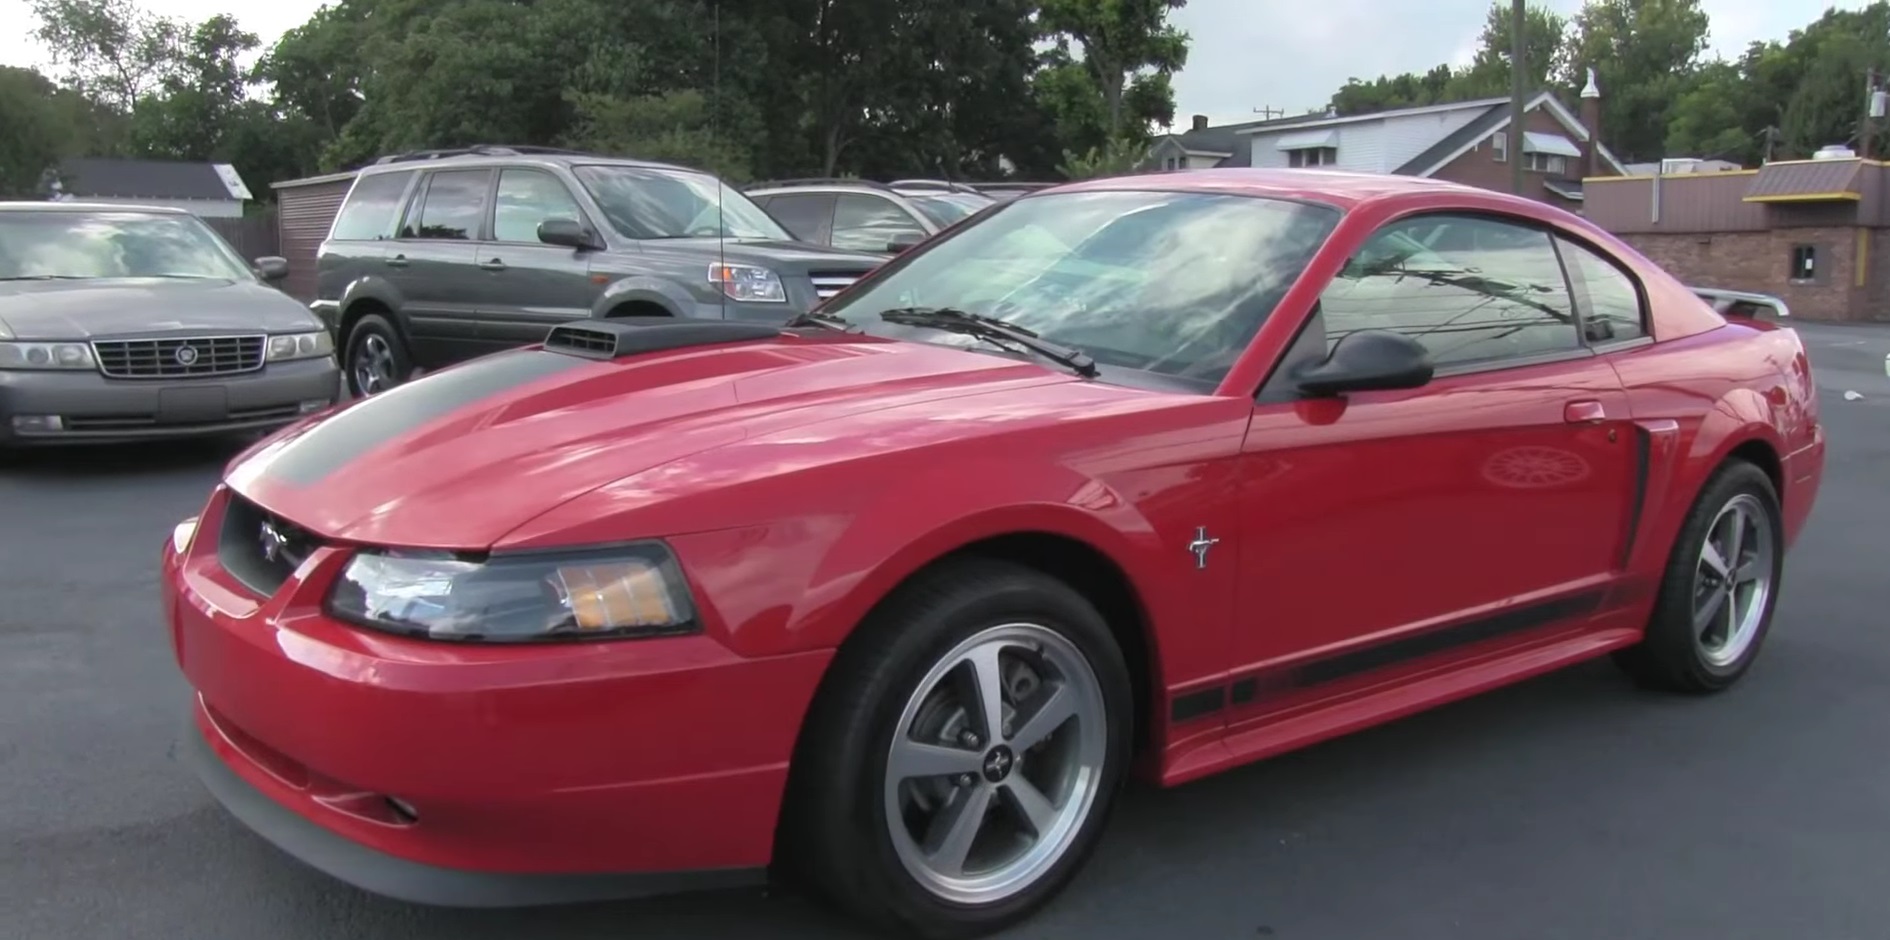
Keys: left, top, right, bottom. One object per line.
{"left": 878, "top": 306, "right": 1097, "bottom": 377}
{"left": 784, "top": 309, "right": 862, "bottom": 332}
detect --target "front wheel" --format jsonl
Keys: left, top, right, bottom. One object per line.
{"left": 1614, "top": 459, "right": 1785, "bottom": 693}
{"left": 782, "top": 559, "right": 1133, "bottom": 939}
{"left": 343, "top": 313, "right": 413, "bottom": 397}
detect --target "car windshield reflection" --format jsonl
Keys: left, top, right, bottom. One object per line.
{"left": 817, "top": 189, "right": 1342, "bottom": 385}
{"left": 0, "top": 210, "right": 256, "bottom": 281}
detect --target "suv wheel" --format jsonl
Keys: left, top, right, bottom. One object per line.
{"left": 344, "top": 314, "right": 412, "bottom": 397}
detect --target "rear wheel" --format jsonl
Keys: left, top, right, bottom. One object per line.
{"left": 782, "top": 558, "right": 1132, "bottom": 939}
{"left": 344, "top": 313, "right": 412, "bottom": 397}
{"left": 1614, "top": 460, "right": 1784, "bottom": 693}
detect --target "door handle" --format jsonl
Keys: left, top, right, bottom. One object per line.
{"left": 385, "top": 254, "right": 408, "bottom": 268}
{"left": 478, "top": 258, "right": 506, "bottom": 271}
{"left": 1564, "top": 400, "right": 1608, "bottom": 424}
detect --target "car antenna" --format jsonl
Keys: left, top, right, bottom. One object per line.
{"left": 713, "top": 0, "right": 726, "bottom": 321}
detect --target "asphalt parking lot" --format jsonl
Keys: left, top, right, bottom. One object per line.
{"left": 4, "top": 320, "right": 1887, "bottom": 940}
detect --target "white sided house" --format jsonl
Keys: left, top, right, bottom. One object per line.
{"left": 1149, "top": 87, "right": 1629, "bottom": 209}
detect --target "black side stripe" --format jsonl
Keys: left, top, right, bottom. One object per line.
{"left": 263, "top": 349, "right": 585, "bottom": 486}
{"left": 1620, "top": 425, "right": 1652, "bottom": 567}
{"left": 1168, "top": 589, "right": 1605, "bottom": 726}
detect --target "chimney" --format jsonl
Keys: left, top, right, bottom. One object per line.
{"left": 1191, "top": 114, "right": 1209, "bottom": 132}
{"left": 1580, "top": 67, "right": 1602, "bottom": 178}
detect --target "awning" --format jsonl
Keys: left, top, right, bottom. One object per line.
{"left": 1522, "top": 132, "right": 1581, "bottom": 158}
{"left": 1275, "top": 129, "right": 1339, "bottom": 150}
{"left": 1742, "top": 159, "right": 1864, "bottom": 203}
{"left": 1543, "top": 178, "right": 1584, "bottom": 201}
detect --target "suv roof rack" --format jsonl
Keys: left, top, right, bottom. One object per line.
{"left": 373, "top": 144, "right": 600, "bottom": 165}
{"left": 888, "top": 178, "right": 984, "bottom": 194}
{"left": 742, "top": 177, "right": 895, "bottom": 192}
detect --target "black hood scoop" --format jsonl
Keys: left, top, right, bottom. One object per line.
{"left": 543, "top": 317, "right": 784, "bottom": 360}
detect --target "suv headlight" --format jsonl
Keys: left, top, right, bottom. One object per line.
{"left": 327, "top": 542, "right": 699, "bottom": 642}
{"left": 707, "top": 262, "right": 787, "bottom": 303}
{"left": 0, "top": 341, "right": 96, "bottom": 370}
{"left": 267, "top": 330, "right": 335, "bottom": 361}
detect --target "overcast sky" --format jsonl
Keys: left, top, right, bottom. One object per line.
{"left": 1, "top": 0, "right": 1872, "bottom": 127}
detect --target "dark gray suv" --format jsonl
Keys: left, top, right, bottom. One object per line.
{"left": 311, "top": 146, "right": 887, "bottom": 395}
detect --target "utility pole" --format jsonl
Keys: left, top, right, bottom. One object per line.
{"left": 1508, "top": 0, "right": 1526, "bottom": 194}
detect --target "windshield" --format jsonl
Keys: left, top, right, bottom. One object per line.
{"left": 573, "top": 165, "right": 791, "bottom": 241}
{"left": 818, "top": 190, "right": 1341, "bottom": 385}
{"left": 907, "top": 192, "right": 991, "bottom": 226}
{"left": 0, "top": 210, "right": 255, "bottom": 281}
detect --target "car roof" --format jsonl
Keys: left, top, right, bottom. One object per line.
{"left": 358, "top": 150, "right": 703, "bottom": 176}
{"left": 1041, "top": 168, "right": 1535, "bottom": 213}
{"left": 0, "top": 201, "right": 193, "bottom": 214}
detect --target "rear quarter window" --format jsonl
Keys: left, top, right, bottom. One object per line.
{"left": 330, "top": 172, "right": 414, "bottom": 241}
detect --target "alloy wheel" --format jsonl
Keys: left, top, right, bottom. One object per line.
{"left": 351, "top": 333, "right": 397, "bottom": 396}
{"left": 884, "top": 622, "right": 1109, "bottom": 906}
{"left": 1693, "top": 492, "right": 1777, "bottom": 668}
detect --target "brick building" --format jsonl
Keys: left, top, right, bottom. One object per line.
{"left": 1584, "top": 155, "right": 1888, "bottom": 322}
{"left": 1146, "top": 76, "right": 1625, "bottom": 209}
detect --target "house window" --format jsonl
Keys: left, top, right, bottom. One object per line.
{"left": 1492, "top": 132, "right": 1507, "bottom": 163}
{"left": 1289, "top": 147, "right": 1337, "bottom": 168}
{"left": 1790, "top": 245, "right": 1817, "bottom": 281}
{"left": 1526, "top": 152, "right": 1566, "bottom": 174}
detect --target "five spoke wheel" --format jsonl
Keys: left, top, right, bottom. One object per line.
{"left": 884, "top": 623, "right": 1108, "bottom": 905}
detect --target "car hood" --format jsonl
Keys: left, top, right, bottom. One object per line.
{"left": 0, "top": 277, "right": 321, "bottom": 340}
{"left": 226, "top": 335, "right": 1079, "bottom": 548}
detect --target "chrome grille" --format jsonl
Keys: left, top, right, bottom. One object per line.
{"left": 92, "top": 334, "right": 266, "bottom": 379}
{"left": 809, "top": 272, "right": 863, "bottom": 301}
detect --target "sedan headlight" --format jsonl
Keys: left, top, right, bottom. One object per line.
{"left": 327, "top": 543, "right": 699, "bottom": 642}
{"left": 707, "top": 262, "right": 787, "bottom": 303}
{"left": 0, "top": 341, "right": 96, "bottom": 370}
{"left": 267, "top": 330, "right": 335, "bottom": 361}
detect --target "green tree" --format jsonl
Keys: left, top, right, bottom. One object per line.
{"left": 29, "top": 0, "right": 181, "bottom": 112}
{"left": 1560, "top": 0, "right": 1711, "bottom": 161}
{"left": 0, "top": 67, "right": 72, "bottom": 197}
{"left": 1037, "top": 0, "right": 1189, "bottom": 141}
{"left": 1453, "top": 2, "right": 1569, "bottom": 98}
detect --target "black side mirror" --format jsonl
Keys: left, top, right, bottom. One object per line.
{"left": 1294, "top": 329, "right": 1433, "bottom": 397}
{"left": 252, "top": 256, "right": 290, "bottom": 281}
{"left": 886, "top": 231, "right": 925, "bottom": 253}
{"left": 538, "top": 218, "right": 600, "bottom": 251}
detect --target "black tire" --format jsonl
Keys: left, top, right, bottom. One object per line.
{"left": 780, "top": 557, "right": 1134, "bottom": 940}
{"left": 343, "top": 313, "right": 413, "bottom": 397}
{"left": 1613, "top": 459, "right": 1785, "bottom": 693}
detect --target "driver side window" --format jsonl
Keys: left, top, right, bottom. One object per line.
{"left": 1320, "top": 214, "right": 1580, "bottom": 369}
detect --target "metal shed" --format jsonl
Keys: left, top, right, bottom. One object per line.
{"left": 270, "top": 170, "right": 358, "bottom": 303}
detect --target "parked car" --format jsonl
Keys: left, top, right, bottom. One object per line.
{"left": 745, "top": 178, "right": 994, "bottom": 254}
{"left": 166, "top": 168, "right": 1823, "bottom": 939}
{"left": 1691, "top": 285, "right": 1791, "bottom": 319}
{"left": 311, "top": 145, "right": 885, "bottom": 397}
{"left": 0, "top": 203, "right": 338, "bottom": 448}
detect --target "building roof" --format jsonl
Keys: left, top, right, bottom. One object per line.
{"left": 55, "top": 158, "right": 253, "bottom": 201}
{"left": 1152, "top": 115, "right": 1306, "bottom": 168}
{"left": 1741, "top": 158, "right": 1866, "bottom": 203}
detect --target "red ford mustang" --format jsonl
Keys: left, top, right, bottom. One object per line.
{"left": 162, "top": 169, "right": 1824, "bottom": 938}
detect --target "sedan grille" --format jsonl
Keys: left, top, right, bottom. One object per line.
{"left": 217, "top": 494, "right": 325, "bottom": 598}
{"left": 92, "top": 335, "right": 266, "bottom": 379}
{"left": 809, "top": 272, "right": 863, "bottom": 301}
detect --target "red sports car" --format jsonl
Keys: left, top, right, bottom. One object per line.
{"left": 163, "top": 169, "right": 1824, "bottom": 938}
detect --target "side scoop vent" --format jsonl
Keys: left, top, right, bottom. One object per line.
{"left": 542, "top": 317, "right": 785, "bottom": 360}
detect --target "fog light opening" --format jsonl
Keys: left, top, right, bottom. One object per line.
{"left": 10, "top": 415, "right": 63, "bottom": 433}
{"left": 386, "top": 797, "right": 419, "bottom": 823}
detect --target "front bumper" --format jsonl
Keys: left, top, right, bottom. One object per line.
{"left": 163, "top": 491, "right": 830, "bottom": 902}
{"left": 0, "top": 357, "right": 338, "bottom": 445}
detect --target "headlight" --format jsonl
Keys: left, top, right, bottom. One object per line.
{"left": 0, "top": 341, "right": 96, "bottom": 370}
{"left": 267, "top": 331, "right": 335, "bottom": 361}
{"left": 707, "top": 262, "right": 787, "bottom": 303}
{"left": 327, "top": 543, "right": 699, "bottom": 642}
